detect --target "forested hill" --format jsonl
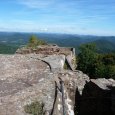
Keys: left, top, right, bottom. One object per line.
{"left": 0, "top": 43, "right": 18, "bottom": 54}
{"left": 0, "top": 32, "right": 115, "bottom": 54}
{"left": 91, "top": 39, "right": 115, "bottom": 53}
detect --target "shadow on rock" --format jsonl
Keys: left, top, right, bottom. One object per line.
{"left": 74, "top": 81, "right": 115, "bottom": 115}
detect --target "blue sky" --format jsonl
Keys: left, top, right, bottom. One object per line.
{"left": 0, "top": 0, "right": 115, "bottom": 35}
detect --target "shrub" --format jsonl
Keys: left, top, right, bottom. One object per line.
{"left": 64, "top": 62, "right": 68, "bottom": 69}
{"left": 27, "top": 35, "right": 47, "bottom": 48}
{"left": 24, "top": 101, "right": 44, "bottom": 115}
{"left": 77, "top": 43, "right": 115, "bottom": 79}
{"left": 77, "top": 43, "right": 98, "bottom": 77}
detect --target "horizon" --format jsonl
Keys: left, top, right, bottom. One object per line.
{"left": 1, "top": 31, "right": 115, "bottom": 37}
{"left": 0, "top": 0, "right": 115, "bottom": 36}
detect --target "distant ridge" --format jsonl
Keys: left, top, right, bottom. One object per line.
{"left": 0, "top": 32, "right": 115, "bottom": 54}
{"left": 91, "top": 39, "right": 115, "bottom": 53}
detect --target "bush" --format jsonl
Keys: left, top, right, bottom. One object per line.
{"left": 27, "top": 35, "right": 47, "bottom": 48}
{"left": 64, "top": 62, "right": 68, "bottom": 69}
{"left": 77, "top": 43, "right": 98, "bottom": 77}
{"left": 77, "top": 43, "right": 115, "bottom": 79}
{"left": 24, "top": 101, "right": 44, "bottom": 115}
{"left": 95, "top": 63, "right": 107, "bottom": 78}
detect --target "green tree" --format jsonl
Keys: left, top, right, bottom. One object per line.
{"left": 95, "top": 62, "right": 107, "bottom": 78}
{"left": 77, "top": 43, "right": 98, "bottom": 77}
{"left": 107, "top": 65, "right": 115, "bottom": 79}
{"left": 77, "top": 43, "right": 115, "bottom": 79}
{"left": 101, "top": 53, "right": 115, "bottom": 65}
{"left": 27, "top": 35, "right": 47, "bottom": 48}
{"left": 28, "top": 35, "right": 38, "bottom": 47}
{"left": 95, "top": 53, "right": 115, "bottom": 79}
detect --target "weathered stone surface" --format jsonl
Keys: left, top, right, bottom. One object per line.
{"left": 52, "top": 70, "right": 90, "bottom": 115}
{"left": 66, "top": 55, "right": 76, "bottom": 71}
{"left": 0, "top": 52, "right": 115, "bottom": 115}
{"left": 41, "top": 55, "right": 65, "bottom": 72}
{"left": 75, "top": 78, "right": 115, "bottom": 115}
{"left": 16, "top": 45, "right": 77, "bottom": 71}
{"left": 0, "top": 53, "right": 90, "bottom": 115}
{"left": 23, "top": 54, "right": 66, "bottom": 72}
{"left": 16, "top": 45, "right": 72, "bottom": 56}
{"left": 0, "top": 54, "right": 55, "bottom": 115}
{"left": 91, "top": 78, "right": 115, "bottom": 90}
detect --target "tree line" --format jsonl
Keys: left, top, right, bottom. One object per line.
{"left": 77, "top": 43, "right": 115, "bottom": 79}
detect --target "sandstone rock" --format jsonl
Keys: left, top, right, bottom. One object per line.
{"left": 0, "top": 53, "right": 114, "bottom": 115}
{"left": 0, "top": 53, "right": 90, "bottom": 115}
{"left": 16, "top": 45, "right": 77, "bottom": 72}
{"left": 75, "top": 78, "right": 115, "bottom": 115}
{"left": 0, "top": 54, "right": 55, "bottom": 115}
{"left": 66, "top": 55, "right": 76, "bottom": 71}
{"left": 91, "top": 78, "right": 115, "bottom": 90}
{"left": 41, "top": 55, "right": 65, "bottom": 72}
{"left": 51, "top": 70, "right": 90, "bottom": 115}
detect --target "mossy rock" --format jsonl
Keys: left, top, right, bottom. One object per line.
{"left": 24, "top": 101, "right": 44, "bottom": 115}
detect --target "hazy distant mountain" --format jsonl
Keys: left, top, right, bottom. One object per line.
{"left": 97, "top": 36, "right": 115, "bottom": 45}
{"left": 0, "top": 32, "right": 99, "bottom": 46}
{"left": 91, "top": 39, "right": 115, "bottom": 53}
{"left": 0, "top": 32, "right": 114, "bottom": 54}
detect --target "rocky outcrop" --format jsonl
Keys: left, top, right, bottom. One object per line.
{"left": 39, "top": 55, "right": 66, "bottom": 72}
{"left": 0, "top": 54, "right": 55, "bottom": 115}
{"left": 16, "top": 45, "right": 74, "bottom": 56}
{"left": 75, "top": 78, "right": 115, "bottom": 115}
{"left": 0, "top": 52, "right": 115, "bottom": 115}
{"left": 0, "top": 54, "right": 89, "bottom": 115}
{"left": 16, "top": 45, "right": 76, "bottom": 71}
{"left": 51, "top": 70, "right": 90, "bottom": 115}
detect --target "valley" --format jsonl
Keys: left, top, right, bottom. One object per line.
{"left": 0, "top": 32, "right": 115, "bottom": 54}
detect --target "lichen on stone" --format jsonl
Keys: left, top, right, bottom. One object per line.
{"left": 24, "top": 101, "right": 44, "bottom": 115}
